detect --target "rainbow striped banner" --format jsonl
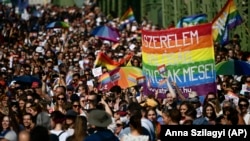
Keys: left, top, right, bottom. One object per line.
{"left": 141, "top": 23, "right": 216, "bottom": 98}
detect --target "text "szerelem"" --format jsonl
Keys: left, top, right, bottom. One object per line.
{"left": 142, "top": 30, "right": 199, "bottom": 49}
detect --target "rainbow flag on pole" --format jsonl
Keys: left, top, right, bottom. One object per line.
{"left": 212, "top": 0, "right": 243, "bottom": 45}
{"left": 141, "top": 23, "right": 216, "bottom": 98}
{"left": 120, "top": 7, "right": 136, "bottom": 22}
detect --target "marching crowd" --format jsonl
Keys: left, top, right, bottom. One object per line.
{"left": 0, "top": 2, "right": 250, "bottom": 141}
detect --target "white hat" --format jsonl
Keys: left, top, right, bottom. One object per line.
{"left": 4, "top": 130, "right": 17, "bottom": 141}
{"left": 9, "top": 81, "right": 16, "bottom": 87}
{"left": 118, "top": 53, "right": 124, "bottom": 57}
{"left": 35, "top": 46, "right": 44, "bottom": 54}
{"left": 1, "top": 67, "right": 6, "bottom": 72}
{"left": 103, "top": 40, "right": 110, "bottom": 45}
{"left": 73, "top": 58, "right": 79, "bottom": 62}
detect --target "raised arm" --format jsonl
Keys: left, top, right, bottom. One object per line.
{"left": 165, "top": 76, "right": 176, "bottom": 99}
{"left": 172, "top": 81, "right": 186, "bottom": 101}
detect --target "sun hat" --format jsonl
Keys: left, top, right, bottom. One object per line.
{"left": 35, "top": 46, "right": 44, "bottom": 54}
{"left": 88, "top": 109, "right": 112, "bottom": 127}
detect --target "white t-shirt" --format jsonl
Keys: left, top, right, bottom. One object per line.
{"left": 66, "top": 128, "right": 74, "bottom": 136}
{"left": 243, "top": 113, "right": 250, "bottom": 125}
{"left": 4, "top": 130, "right": 17, "bottom": 141}
{"left": 122, "top": 133, "right": 149, "bottom": 141}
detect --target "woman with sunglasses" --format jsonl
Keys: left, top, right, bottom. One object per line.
{"left": 238, "top": 98, "right": 250, "bottom": 125}
{"left": 53, "top": 94, "right": 67, "bottom": 114}
{"left": 219, "top": 100, "right": 245, "bottom": 125}
{"left": 71, "top": 100, "right": 81, "bottom": 115}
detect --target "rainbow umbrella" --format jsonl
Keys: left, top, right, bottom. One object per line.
{"left": 91, "top": 25, "right": 120, "bottom": 42}
{"left": 98, "top": 66, "right": 144, "bottom": 90}
{"left": 215, "top": 60, "right": 250, "bottom": 75}
{"left": 46, "top": 21, "right": 70, "bottom": 29}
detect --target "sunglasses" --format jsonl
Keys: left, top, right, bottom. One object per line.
{"left": 116, "top": 123, "right": 122, "bottom": 127}
{"left": 87, "top": 99, "right": 94, "bottom": 103}
{"left": 73, "top": 105, "right": 81, "bottom": 108}
{"left": 208, "top": 98, "right": 216, "bottom": 101}
{"left": 57, "top": 97, "right": 65, "bottom": 101}
{"left": 239, "top": 104, "right": 248, "bottom": 107}
{"left": 108, "top": 100, "right": 115, "bottom": 103}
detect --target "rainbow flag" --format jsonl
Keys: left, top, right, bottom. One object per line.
{"left": 98, "top": 66, "right": 144, "bottom": 90}
{"left": 99, "top": 72, "right": 111, "bottom": 84}
{"left": 120, "top": 7, "right": 136, "bottom": 22}
{"left": 176, "top": 13, "right": 208, "bottom": 28}
{"left": 212, "top": 0, "right": 243, "bottom": 45}
{"left": 141, "top": 23, "right": 216, "bottom": 98}
{"left": 94, "top": 52, "right": 134, "bottom": 71}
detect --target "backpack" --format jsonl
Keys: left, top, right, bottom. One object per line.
{"left": 0, "top": 130, "right": 10, "bottom": 138}
{"left": 50, "top": 131, "right": 65, "bottom": 141}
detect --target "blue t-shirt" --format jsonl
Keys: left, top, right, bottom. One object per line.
{"left": 84, "top": 129, "right": 119, "bottom": 141}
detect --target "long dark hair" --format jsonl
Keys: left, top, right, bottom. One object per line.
{"left": 0, "top": 114, "right": 20, "bottom": 134}
{"left": 202, "top": 103, "right": 217, "bottom": 121}
{"left": 129, "top": 112, "right": 143, "bottom": 134}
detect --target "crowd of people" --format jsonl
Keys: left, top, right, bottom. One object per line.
{"left": 0, "top": 2, "right": 250, "bottom": 141}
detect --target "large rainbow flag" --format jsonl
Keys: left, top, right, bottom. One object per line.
{"left": 141, "top": 23, "right": 216, "bottom": 98}
{"left": 120, "top": 7, "right": 136, "bottom": 22}
{"left": 212, "top": 0, "right": 243, "bottom": 45}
